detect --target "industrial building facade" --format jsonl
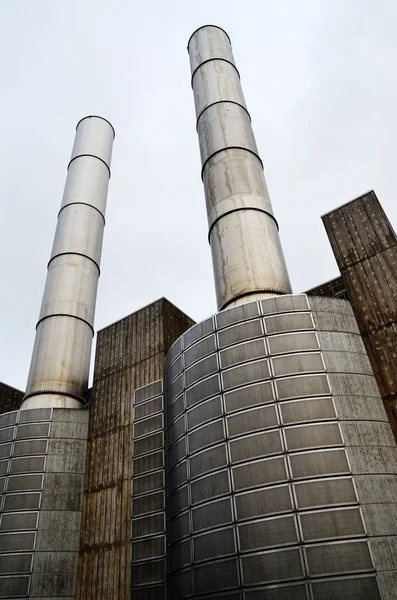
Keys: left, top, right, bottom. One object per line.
{"left": 1, "top": 24, "right": 397, "bottom": 600}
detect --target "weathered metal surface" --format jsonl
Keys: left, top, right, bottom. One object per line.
{"left": 0, "top": 382, "right": 24, "bottom": 415}
{"left": 76, "top": 298, "right": 194, "bottom": 600}
{"left": 322, "top": 190, "right": 397, "bottom": 439}
{"left": 23, "top": 116, "right": 114, "bottom": 409}
{"left": 188, "top": 25, "right": 291, "bottom": 310}
{"left": 0, "top": 407, "right": 88, "bottom": 599}
{"left": 164, "top": 295, "right": 397, "bottom": 598}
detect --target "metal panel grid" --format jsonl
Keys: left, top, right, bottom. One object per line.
{"left": 132, "top": 383, "right": 167, "bottom": 592}
{"left": 164, "top": 298, "right": 382, "bottom": 597}
{"left": 0, "top": 408, "right": 53, "bottom": 597}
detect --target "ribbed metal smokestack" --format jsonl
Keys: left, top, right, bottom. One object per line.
{"left": 22, "top": 116, "right": 114, "bottom": 409}
{"left": 188, "top": 25, "right": 291, "bottom": 310}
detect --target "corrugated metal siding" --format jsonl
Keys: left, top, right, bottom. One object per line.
{"left": 323, "top": 190, "right": 397, "bottom": 437}
{"left": 76, "top": 298, "right": 194, "bottom": 600}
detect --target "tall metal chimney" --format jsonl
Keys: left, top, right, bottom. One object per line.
{"left": 188, "top": 25, "right": 291, "bottom": 310}
{"left": 22, "top": 116, "right": 114, "bottom": 409}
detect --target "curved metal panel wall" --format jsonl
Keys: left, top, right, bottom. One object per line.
{"left": 0, "top": 407, "right": 88, "bottom": 599}
{"left": 165, "top": 295, "right": 397, "bottom": 599}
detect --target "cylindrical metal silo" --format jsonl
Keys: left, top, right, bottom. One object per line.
{"left": 188, "top": 25, "right": 291, "bottom": 310}
{"left": 165, "top": 295, "right": 397, "bottom": 599}
{"left": 22, "top": 116, "right": 114, "bottom": 409}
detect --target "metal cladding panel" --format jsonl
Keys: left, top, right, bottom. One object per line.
{"left": 77, "top": 298, "right": 194, "bottom": 600}
{"left": 322, "top": 191, "right": 397, "bottom": 438}
{"left": 164, "top": 295, "right": 397, "bottom": 598}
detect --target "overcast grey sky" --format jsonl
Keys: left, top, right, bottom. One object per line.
{"left": 2, "top": 0, "right": 397, "bottom": 390}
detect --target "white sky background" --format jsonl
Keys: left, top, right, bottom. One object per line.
{"left": 2, "top": 0, "right": 397, "bottom": 390}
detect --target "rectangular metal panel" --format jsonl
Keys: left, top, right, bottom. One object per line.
{"left": 229, "top": 430, "right": 283, "bottom": 463}
{"left": 305, "top": 540, "right": 373, "bottom": 576}
{"left": 0, "top": 444, "right": 12, "bottom": 460}
{"left": 131, "top": 535, "right": 165, "bottom": 562}
{"left": 284, "top": 423, "right": 342, "bottom": 452}
{"left": 134, "top": 433, "right": 164, "bottom": 457}
{"left": 0, "top": 429, "right": 14, "bottom": 444}
{"left": 271, "top": 353, "right": 324, "bottom": 378}
{"left": 235, "top": 485, "right": 293, "bottom": 520}
{"left": 18, "top": 408, "right": 51, "bottom": 423}
{"left": 299, "top": 507, "right": 365, "bottom": 542}
{"left": 189, "top": 444, "right": 228, "bottom": 479}
{"left": 133, "top": 451, "right": 164, "bottom": 476}
{"left": 15, "top": 423, "right": 50, "bottom": 439}
{"left": 167, "top": 415, "right": 185, "bottom": 447}
{"left": 135, "top": 381, "right": 163, "bottom": 404}
{"left": 193, "top": 526, "right": 236, "bottom": 561}
{"left": 168, "top": 568, "right": 193, "bottom": 599}
{"left": 195, "top": 558, "right": 239, "bottom": 594}
{"left": 169, "top": 511, "right": 190, "bottom": 544}
{"left": 276, "top": 374, "right": 330, "bottom": 401}
{"left": 187, "top": 396, "right": 222, "bottom": 430}
{"left": 192, "top": 498, "right": 233, "bottom": 532}
{"left": 265, "top": 313, "right": 314, "bottom": 335}
{"left": 185, "top": 354, "right": 218, "bottom": 388}
{"left": 0, "top": 512, "right": 38, "bottom": 531}
{"left": 132, "top": 471, "right": 164, "bottom": 496}
{"left": 216, "top": 301, "right": 260, "bottom": 329}
{"left": 13, "top": 439, "right": 48, "bottom": 456}
{"left": 188, "top": 419, "right": 225, "bottom": 453}
{"left": 133, "top": 414, "right": 163, "bottom": 439}
{"left": 132, "top": 491, "right": 164, "bottom": 517}
{"left": 225, "top": 381, "right": 274, "bottom": 413}
{"left": 0, "top": 575, "right": 30, "bottom": 598}
{"left": 3, "top": 493, "right": 41, "bottom": 512}
{"left": 0, "top": 553, "right": 32, "bottom": 574}
{"left": 183, "top": 317, "right": 214, "bottom": 349}
{"left": 184, "top": 335, "right": 216, "bottom": 367}
{"left": 167, "top": 486, "right": 189, "bottom": 520}
{"left": 0, "top": 532, "right": 35, "bottom": 552}
{"left": 191, "top": 470, "right": 230, "bottom": 505}
{"left": 131, "top": 514, "right": 165, "bottom": 538}
{"left": 135, "top": 396, "right": 163, "bottom": 421}
{"left": 167, "top": 438, "right": 186, "bottom": 471}
{"left": 186, "top": 374, "right": 220, "bottom": 408}
{"left": 131, "top": 559, "right": 165, "bottom": 585}
{"left": 261, "top": 295, "right": 309, "bottom": 315}
{"left": 239, "top": 515, "right": 298, "bottom": 551}
{"left": 7, "top": 474, "right": 43, "bottom": 492}
{"left": 10, "top": 456, "right": 46, "bottom": 474}
{"left": 241, "top": 547, "right": 304, "bottom": 584}
{"left": 167, "top": 355, "right": 183, "bottom": 385}
{"left": 280, "top": 397, "right": 336, "bottom": 425}
{"left": 268, "top": 332, "right": 319, "bottom": 356}
{"left": 289, "top": 449, "right": 350, "bottom": 480}
{"left": 227, "top": 405, "right": 278, "bottom": 437}
{"left": 167, "top": 461, "right": 188, "bottom": 495}
{"left": 166, "top": 394, "right": 184, "bottom": 427}
{"left": 217, "top": 319, "right": 263, "bottom": 349}
{"left": 232, "top": 457, "right": 288, "bottom": 491}
{"left": 220, "top": 339, "right": 267, "bottom": 369}
{"left": 169, "top": 539, "right": 191, "bottom": 572}
{"left": 294, "top": 477, "right": 357, "bottom": 509}
{"left": 222, "top": 359, "right": 270, "bottom": 391}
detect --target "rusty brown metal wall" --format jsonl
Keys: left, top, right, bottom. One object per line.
{"left": 0, "top": 382, "right": 24, "bottom": 414}
{"left": 323, "top": 190, "right": 397, "bottom": 438}
{"left": 76, "top": 298, "right": 194, "bottom": 600}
